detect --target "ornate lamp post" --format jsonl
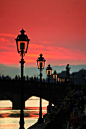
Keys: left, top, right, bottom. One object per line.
{"left": 46, "top": 64, "right": 52, "bottom": 113}
{"left": 53, "top": 70, "right": 57, "bottom": 107}
{"left": 15, "top": 29, "right": 30, "bottom": 129}
{"left": 37, "top": 54, "right": 46, "bottom": 123}
{"left": 53, "top": 70, "right": 57, "bottom": 82}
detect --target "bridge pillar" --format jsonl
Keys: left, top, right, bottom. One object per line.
{"left": 12, "top": 100, "right": 25, "bottom": 110}
{"left": 12, "top": 94, "right": 25, "bottom": 110}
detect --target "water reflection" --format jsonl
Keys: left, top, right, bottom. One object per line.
{"left": 0, "top": 96, "right": 48, "bottom": 129}
{"left": 0, "top": 118, "right": 19, "bottom": 129}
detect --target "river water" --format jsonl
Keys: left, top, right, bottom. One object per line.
{"left": 0, "top": 96, "right": 48, "bottom": 129}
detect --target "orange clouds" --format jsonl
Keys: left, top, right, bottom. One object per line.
{"left": 0, "top": 38, "right": 86, "bottom": 66}
{"left": 25, "top": 43, "right": 86, "bottom": 66}
{"left": 29, "top": 44, "right": 45, "bottom": 50}
{"left": 0, "top": 38, "right": 10, "bottom": 43}
{"left": 0, "top": 34, "right": 86, "bottom": 66}
{"left": 0, "top": 33, "right": 16, "bottom": 38}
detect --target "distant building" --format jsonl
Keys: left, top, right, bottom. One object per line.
{"left": 45, "top": 69, "right": 86, "bottom": 85}
{"left": 70, "top": 69, "right": 86, "bottom": 85}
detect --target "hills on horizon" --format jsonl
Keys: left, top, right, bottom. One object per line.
{"left": 0, "top": 63, "right": 86, "bottom": 79}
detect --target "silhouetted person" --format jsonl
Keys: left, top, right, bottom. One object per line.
{"left": 26, "top": 75, "right": 28, "bottom": 81}
{"left": 15, "top": 75, "right": 18, "bottom": 80}
{"left": 66, "top": 64, "right": 70, "bottom": 82}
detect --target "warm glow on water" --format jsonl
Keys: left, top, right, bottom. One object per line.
{"left": 25, "top": 96, "right": 48, "bottom": 107}
{"left": 0, "top": 118, "right": 38, "bottom": 129}
{"left": 0, "top": 96, "right": 48, "bottom": 129}
{"left": 0, "top": 101, "right": 12, "bottom": 108}
{"left": 0, "top": 96, "right": 48, "bottom": 108}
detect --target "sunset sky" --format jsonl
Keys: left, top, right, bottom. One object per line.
{"left": 0, "top": 0, "right": 86, "bottom": 67}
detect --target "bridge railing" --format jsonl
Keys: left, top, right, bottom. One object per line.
{"left": 0, "top": 79, "right": 72, "bottom": 104}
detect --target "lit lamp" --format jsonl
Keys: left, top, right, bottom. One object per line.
{"left": 46, "top": 64, "right": 52, "bottom": 113}
{"left": 58, "top": 78, "right": 60, "bottom": 82}
{"left": 15, "top": 29, "right": 30, "bottom": 54}
{"left": 53, "top": 70, "right": 57, "bottom": 107}
{"left": 37, "top": 54, "right": 45, "bottom": 70}
{"left": 15, "top": 29, "right": 30, "bottom": 129}
{"left": 37, "top": 54, "right": 46, "bottom": 123}
{"left": 53, "top": 70, "right": 57, "bottom": 81}
{"left": 46, "top": 64, "right": 52, "bottom": 76}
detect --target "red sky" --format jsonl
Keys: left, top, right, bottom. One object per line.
{"left": 0, "top": 0, "right": 86, "bottom": 67}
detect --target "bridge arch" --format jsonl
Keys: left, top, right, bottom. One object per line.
{"left": 0, "top": 92, "right": 12, "bottom": 109}
{"left": 25, "top": 96, "right": 48, "bottom": 110}
{"left": 0, "top": 80, "right": 71, "bottom": 109}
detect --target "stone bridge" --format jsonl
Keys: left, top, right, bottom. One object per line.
{"left": 0, "top": 80, "right": 71, "bottom": 109}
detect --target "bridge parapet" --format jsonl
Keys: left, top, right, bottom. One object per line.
{"left": 0, "top": 80, "right": 72, "bottom": 109}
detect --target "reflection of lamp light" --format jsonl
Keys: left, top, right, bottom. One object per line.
{"left": 15, "top": 29, "right": 30, "bottom": 129}
{"left": 37, "top": 54, "right": 46, "bottom": 124}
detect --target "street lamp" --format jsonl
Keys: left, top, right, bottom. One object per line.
{"left": 53, "top": 70, "right": 57, "bottom": 82}
{"left": 15, "top": 29, "right": 30, "bottom": 129}
{"left": 53, "top": 70, "right": 57, "bottom": 107}
{"left": 46, "top": 64, "right": 52, "bottom": 113}
{"left": 37, "top": 54, "right": 46, "bottom": 123}
{"left": 46, "top": 64, "right": 52, "bottom": 76}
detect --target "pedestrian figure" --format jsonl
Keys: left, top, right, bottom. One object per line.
{"left": 71, "top": 111, "right": 78, "bottom": 129}
{"left": 63, "top": 104, "right": 68, "bottom": 123}
{"left": 66, "top": 64, "right": 70, "bottom": 79}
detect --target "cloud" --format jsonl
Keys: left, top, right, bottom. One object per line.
{"left": 0, "top": 39, "right": 86, "bottom": 66}
{"left": 38, "top": 41, "right": 53, "bottom": 44}
{"left": 29, "top": 43, "right": 45, "bottom": 50}
{"left": 0, "top": 33, "right": 16, "bottom": 38}
{"left": 24, "top": 44, "right": 86, "bottom": 66}
{"left": 0, "top": 37, "right": 16, "bottom": 52}
{"left": 25, "top": 60, "right": 35, "bottom": 63}
{"left": 0, "top": 38, "right": 10, "bottom": 43}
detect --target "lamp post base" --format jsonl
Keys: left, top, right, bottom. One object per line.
{"left": 37, "top": 117, "right": 44, "bottom": 124}
{"left": 19, "top": 120, "right": 25, "bottom": 129}
{"left": 19, "top": 127, "right": 25, "bottom": 129}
